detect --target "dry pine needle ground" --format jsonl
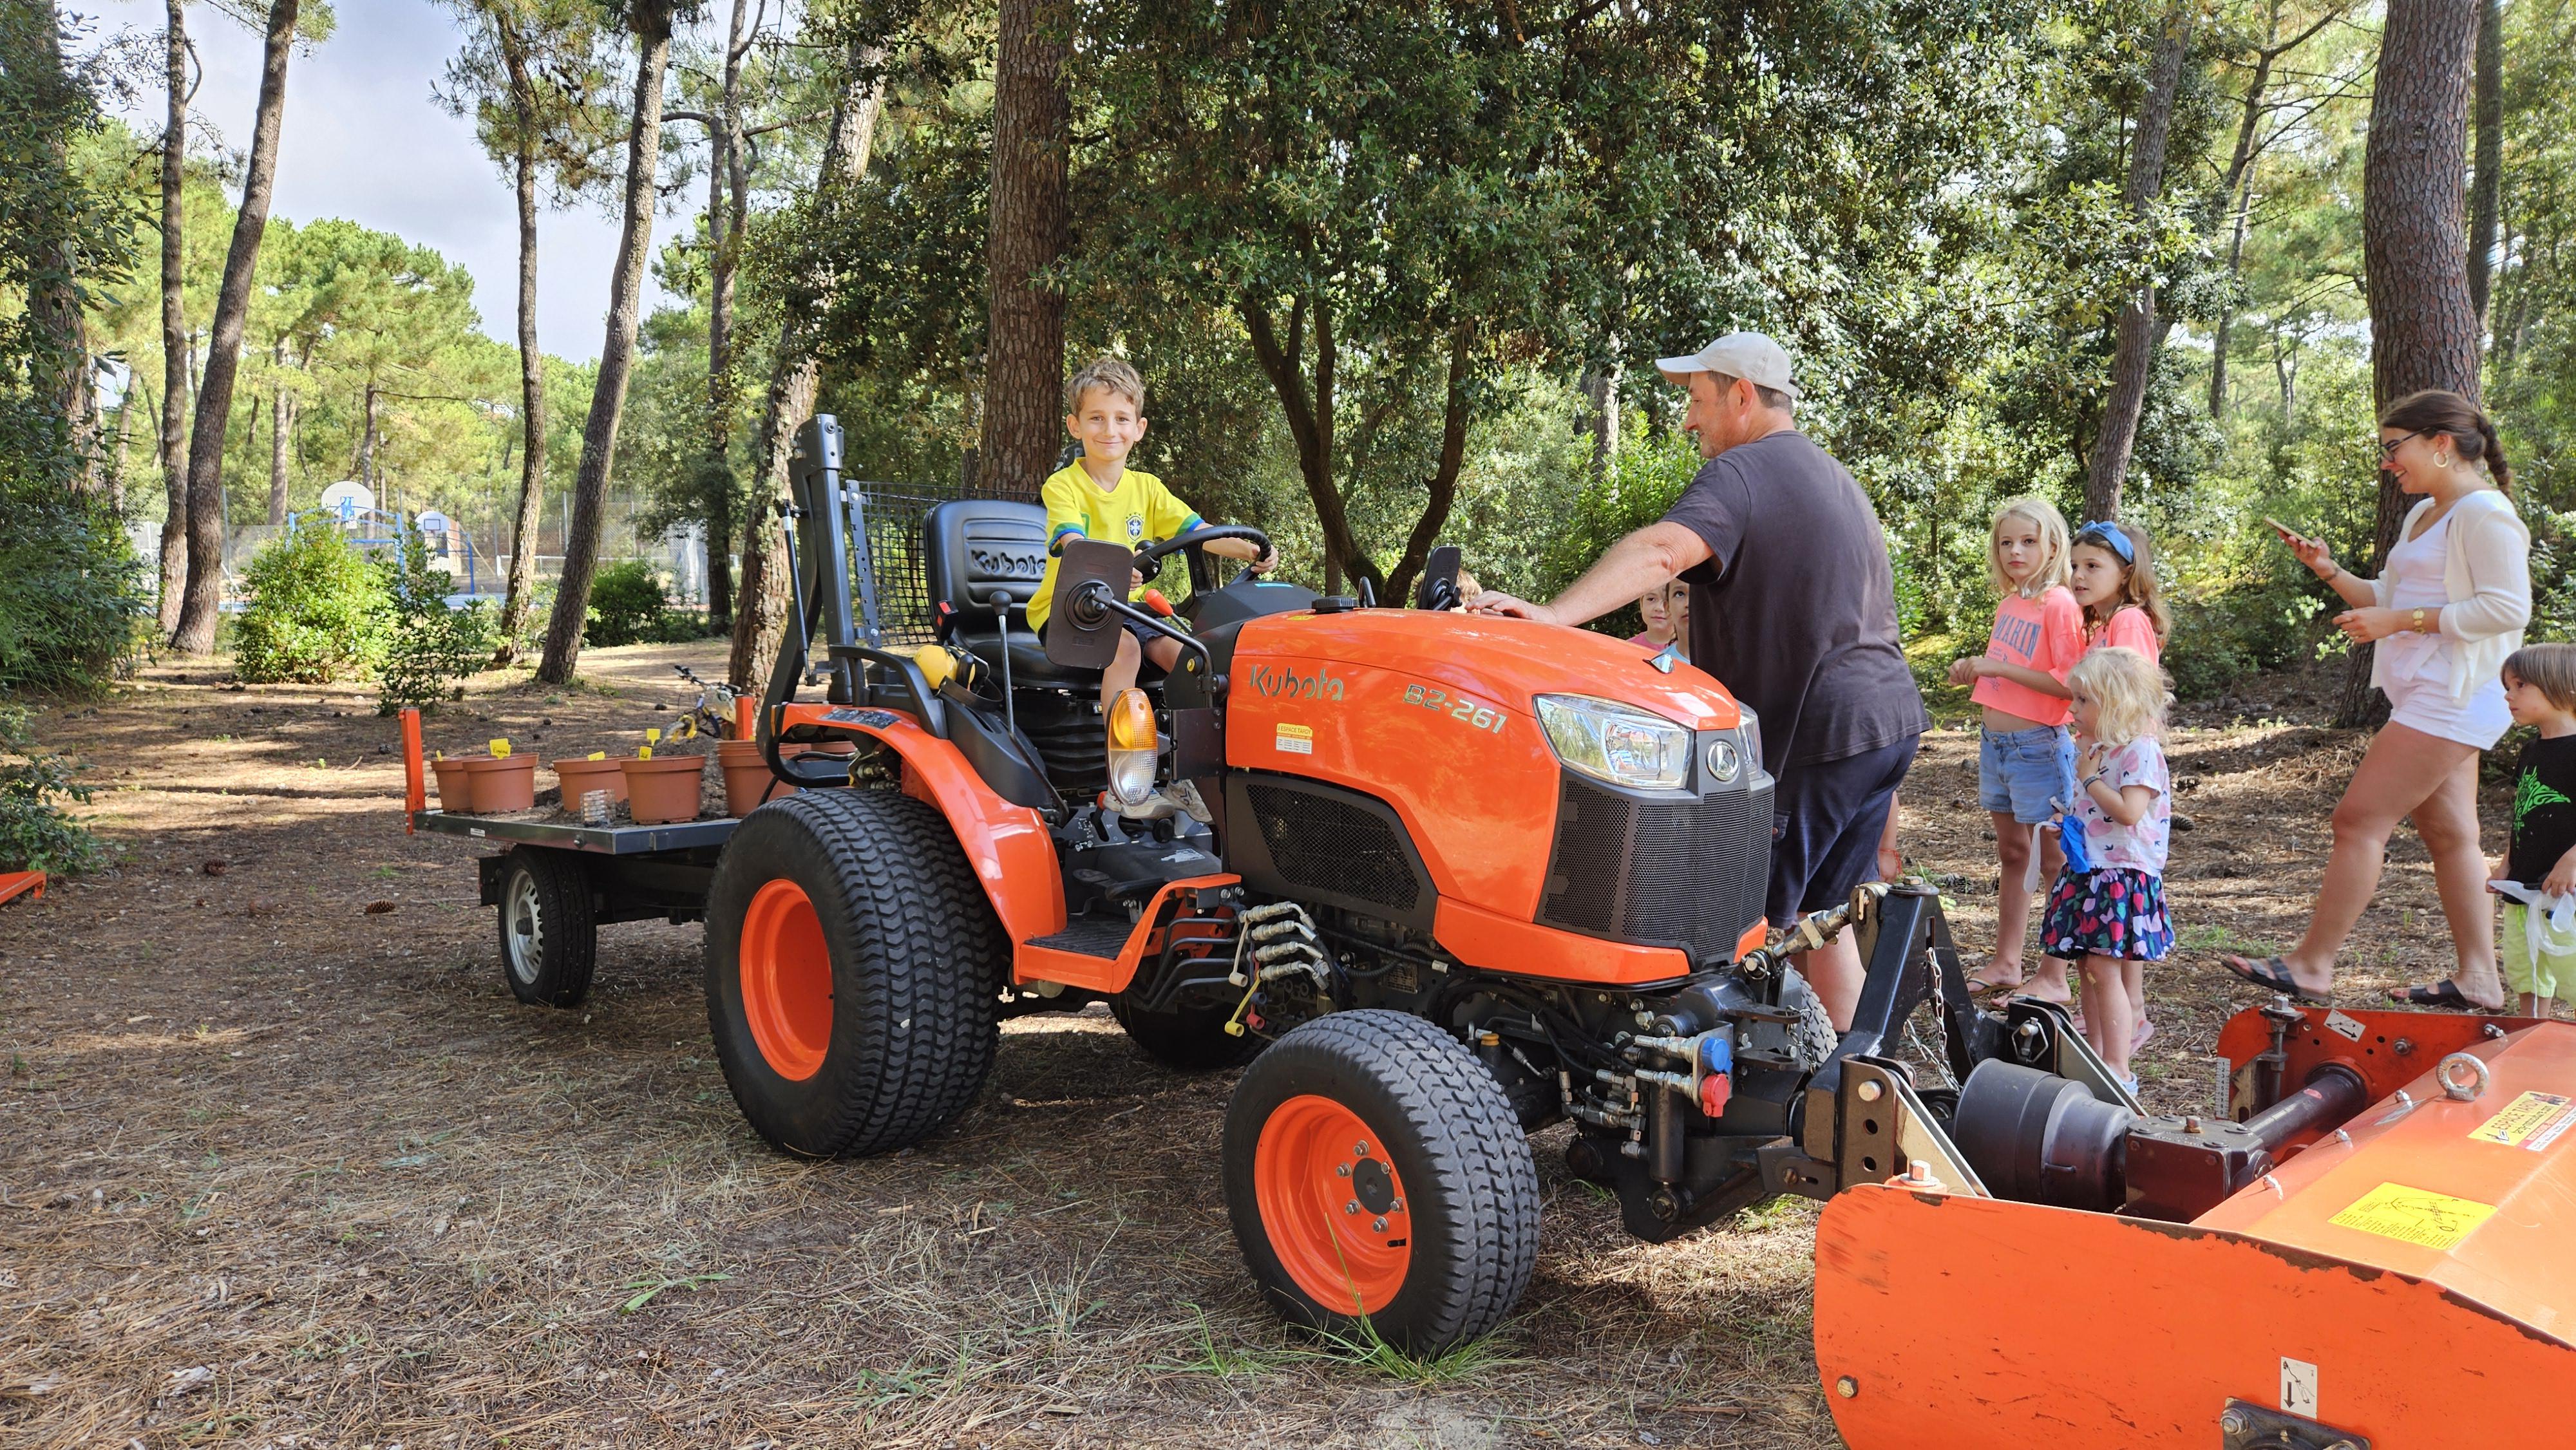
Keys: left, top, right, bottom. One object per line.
{"left": 0, "top": 645, "right": 2494, "bottom": 1448}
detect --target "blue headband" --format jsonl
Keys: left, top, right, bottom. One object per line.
{"left": 2075, "top": 520, "right": 2135, "bottom": 565}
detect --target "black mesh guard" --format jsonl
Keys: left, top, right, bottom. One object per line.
{"left": 1538, "top": 759, "right": 1772, "bottom": 968}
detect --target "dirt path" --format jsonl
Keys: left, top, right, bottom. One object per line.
{"left": 0, "top": 650, "right": 2501, "bottom": 1448}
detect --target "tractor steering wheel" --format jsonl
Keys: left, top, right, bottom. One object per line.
{"left": 1132, "top": 524, "right": 1273, "bottom": 587}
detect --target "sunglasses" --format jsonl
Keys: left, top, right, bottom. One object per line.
{"left": 2378, "top": 431, "right": 2420, "bottom": 461}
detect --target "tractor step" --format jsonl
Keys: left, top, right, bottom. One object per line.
{"left": 1025, "top": 916, "right": 1135, "bottom": 961}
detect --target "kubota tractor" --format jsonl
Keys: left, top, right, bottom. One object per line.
{"left": 705, "top": 420, "right": 2576, "bottom": 1443}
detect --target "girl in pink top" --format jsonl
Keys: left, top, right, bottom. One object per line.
{"left": 1948, "top": 498, "right": 2085, "bottom": 1003}
{"left": 1969, "top": 518, "right": 2172, "bottom": 1040}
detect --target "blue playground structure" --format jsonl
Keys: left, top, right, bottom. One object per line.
{"left": 288, "top": 501, "right": 502, "bottom": 608}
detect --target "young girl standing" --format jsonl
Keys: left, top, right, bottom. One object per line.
{"left": 2043, "top": 647, "right": 2175, "bottom": 1093}
{"left": 2047, "top": 520, "right": 2172, "bottom": 1043}
{"left": 1949, "top": 498, "right": 2085, "bottom": 1001}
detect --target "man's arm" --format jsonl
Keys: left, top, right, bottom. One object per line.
{"left": 1470, "top": 522, "right": 1712, "bottom": 627}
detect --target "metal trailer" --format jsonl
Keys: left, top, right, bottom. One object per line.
{"left": 398, "top": 708, "right": 737, "bottom": 1007}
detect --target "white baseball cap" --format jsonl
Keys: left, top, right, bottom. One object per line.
{"left": 1654, "top": 331, "right": 1799, "bottom": 401}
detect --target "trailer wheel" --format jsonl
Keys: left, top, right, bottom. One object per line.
{"left": 1222, "top": 1010, "right": 1539, "bottom": 1353}
{"left": 1110, "top": 995, "right": 1260, "bottom": 1071}
{"left": 704, "top": 789, "right": 1005, "bottom": 1157}
{"left": 497, "top": 847, "right": 596, "bottom": 1008}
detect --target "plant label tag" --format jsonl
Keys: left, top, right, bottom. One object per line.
{"left": 489, "top": 739, "right": 510, "bottom": 758}
{"left": 2279, "top": 1357, "right": 2318, "bottom": 1417}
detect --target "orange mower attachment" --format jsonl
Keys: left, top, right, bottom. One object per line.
{"left": 1812, "top": 1002, "right": 2576, "bottom": 1450}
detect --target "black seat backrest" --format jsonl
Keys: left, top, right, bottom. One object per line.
{"left": 924, "top": 499, "right": 1050, "bottom": 615}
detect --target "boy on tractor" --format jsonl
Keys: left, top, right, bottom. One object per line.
{"left": 1025, "top": 357, "right": 1276, "bottom": 814}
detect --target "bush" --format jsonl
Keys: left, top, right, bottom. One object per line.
{"left": 587, "top": 559, "right": 672, "bottom": 648}
{"left": 236, "top": 523, "right": 387, "bottom": 683}
{"left": 374, "top": 520, "right": 493, "bottom": 714}
{"left": 0, "top": 702, "right": 99, "bottom": 876}
{"left": 0, "top": 424, "right": 142, "bottom": 696}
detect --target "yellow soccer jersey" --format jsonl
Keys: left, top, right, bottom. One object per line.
{"left": 1025, "top": 461, "right": 1202, "bottom": 632}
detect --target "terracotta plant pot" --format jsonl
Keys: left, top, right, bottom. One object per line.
{"left": 551, "top": 757, "right": 630, "bottom": 811}
{"left": 717, "top": 739, "right": 793, "bottom": 816}
{"left": 464, "top": 756, "right": 536, "bottom": 813}
{"left": 430, "top": 758, "right": 470, "bottom": 811}
{"left": 621, "top": 754, "right": 707, "bottom": 825}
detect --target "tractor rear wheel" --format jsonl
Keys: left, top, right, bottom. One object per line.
{"left": 1110, "top": 994, "right": 1260, "bottom": 1071}
{"left": 1222, "top": 1010, "right": 1539, "bottom": 1353}
{"left": 497, "top": 847, "right": 596, "bottom": 1008}
{"left": 703, "top": 789, "right": 1005, "bottom": 1156}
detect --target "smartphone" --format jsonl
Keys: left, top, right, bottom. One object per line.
{"left": 2262, "top": 516, "right": 2309, "bottom": 545}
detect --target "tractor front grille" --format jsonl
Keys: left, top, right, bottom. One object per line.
{"left": 1539, "top": 769, "right": 1772, "bottom": 969}
{"left": 1243, "top": 780, "right": 1422, "bottom": 914}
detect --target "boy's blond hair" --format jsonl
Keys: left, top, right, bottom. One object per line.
{"left": 1063, "top": 355, "right": 1145, "bottom": 417}
{"left": 2067, "top": 646, "right": 2169, "bottom": 749}
{"left": 1987, "top": 496, "right": 2072, "bottom": 598}
{"left": 2504, "top": 643, "right": 2576, "bottom": 713}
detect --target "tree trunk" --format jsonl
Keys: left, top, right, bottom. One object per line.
{"left": 536, "top": 2, "right": 675, "bottom": 684}
{"left": 493, "top": 24, "right": 549, "bottom": 666}
{"left": 2083, "top": 0, "right": 2194, "bottom": 522}
{"left": 156, "top": 0, "right": 191, "bottom": 633}
{"left": 267, "top": 341, "right": 291, "bottom": 525}
{"left": 357, "top": 383, "right": 379, "bottom": 489}
{"left": 1580, "top": 357, "right": 1621, "bottom": 476}
{"left": 978, "top": 0, "right": 1070, "bottom": 502}
{"left": 726, "top": 41, "right": 886, "bottom": 691}
{"left": 2465, "top": 0, "right": 2502, "bottom": 327}
{"left": 2333, "top": 0, "right": 2483, "bottom": 729}
{"left": 1244, "top": 295, "right": 1383, "bottom": 598}
{"left": 171, "top": 0, "right": 298, "bottom": 655}
{"left": 700, "top": 0, "right": 751, "bottom": 630}
{"left": 1384, "top": 327, "right": 1475, "bottom": 603}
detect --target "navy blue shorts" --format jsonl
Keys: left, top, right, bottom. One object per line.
{"left": 1768, "top": 734, "right": 1920, "bottom": 926}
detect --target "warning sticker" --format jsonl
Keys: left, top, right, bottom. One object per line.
{"left": 2470, "top": 1090, "right": 2576, "bottom": 1151}
{"left": 2327, "top": 1182, "right": 2498, "bottom": 1250}
{"left": 1274, "top": 723, "right": 1314, "bottom": 756}
{"left": 2323, "top": 1010, "right": 2367, "bottom": 1042}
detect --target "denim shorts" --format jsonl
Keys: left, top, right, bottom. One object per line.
{"left": 1979, "top": 724, "right": 2074, "bottom": 825}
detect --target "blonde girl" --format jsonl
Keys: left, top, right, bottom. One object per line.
{"left": 1628, "top": 579, "right": 1690, "bottom": 661}
{"left": 1985, "top": 516, "right": 2172, "bottom": 1046}
{"left": 1948, "top": 498, "right": 2085, "bottom": 1002}
{"left": 2042, "top": 647, "right": 2175, "bottom": 1091}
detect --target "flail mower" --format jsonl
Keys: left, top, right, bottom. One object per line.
{"left": 419, "top": 414, "right": 2576, "bottom": 1447}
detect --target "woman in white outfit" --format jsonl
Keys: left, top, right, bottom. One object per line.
{"left": 2223, "top": 390, "right": 2529, "bottom": 1010}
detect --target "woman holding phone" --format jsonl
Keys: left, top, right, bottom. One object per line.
{"left": 2222, "top": 390, "right": 2528, "bottom": 1010}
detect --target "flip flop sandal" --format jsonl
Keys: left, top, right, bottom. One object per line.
{"left": 2387, "top": 979, "right": 2503, "bottom": 1012}
{"left": 1963, "top": 968, "right": 2027, "bottom": 995}
{"left": 2222, "top": 954, "right": 2330, "bottom": 1006}
{"left": 2132, "top": 1018, "right": 2156, "bottom": 1051}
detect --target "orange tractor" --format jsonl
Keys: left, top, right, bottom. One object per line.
{"left": 527, "top": 417, "right": 2575, "bottom": 1444}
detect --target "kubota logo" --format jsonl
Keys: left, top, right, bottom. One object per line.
{"left": 1248, "top": 664, "right": 1345, "bottom": 701}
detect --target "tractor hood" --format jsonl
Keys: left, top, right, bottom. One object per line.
{"left": 1219, "top": 607, "right": 1763, "bottom": 933}
{"left": 1230, "top": 608, "right": 1744, "bottom": 729}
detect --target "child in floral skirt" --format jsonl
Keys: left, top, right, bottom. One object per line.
{"left": 2041, "top": 646, "right": 2174, "bottom": 1093}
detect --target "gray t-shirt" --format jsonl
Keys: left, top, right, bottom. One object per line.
{"left": 1659, "top": 430, "right": 1927, "bottom": 772}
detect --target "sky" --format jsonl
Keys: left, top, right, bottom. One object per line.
{"left": 73, "top": 0, "right": 702, "bottom": 363}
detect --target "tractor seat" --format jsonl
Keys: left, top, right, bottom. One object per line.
{"left": 922, "top": 499, "right": 1160, "bottom": 692}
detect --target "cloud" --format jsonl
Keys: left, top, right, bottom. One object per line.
{"left": 76, "top": 0, "right": 700, "bottom": 362}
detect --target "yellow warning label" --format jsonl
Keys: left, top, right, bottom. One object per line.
{"left": 1275, "top": 723, "right": 1314, "bottom": 756}
{"left": 2470, "top": 1089, "right": 2576, "bottom": 1149}
{"left": 2328, "top": 1182, "right": 2498, "bottom": 1250}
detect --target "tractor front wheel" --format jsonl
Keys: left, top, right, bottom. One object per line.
{"left": 703, "top": 789, "right": 1005, "bottom": 1156}
{"left": 1222, "top": 1010, "right": 1539, "bottom": 1353}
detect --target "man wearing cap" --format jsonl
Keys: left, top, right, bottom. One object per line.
{"left": 1471, "top": 332, "right": 1927, "bottom": 1029}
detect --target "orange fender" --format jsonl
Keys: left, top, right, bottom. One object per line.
{"left": 774, "top": 702, "right": 1065, "bottom": 946}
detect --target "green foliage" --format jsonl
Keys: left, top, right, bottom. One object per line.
{"left": 0, "top": 702, "right": 99, "bottom": 876}
{"left": 374, "top": 520, "right": 493, "bottom": 713}
{"left": 235, "top": 523, "right": 388, "bottom": 683}
{"left": 0, "top": 478, "right": 142, "bottom": 695}
{"left": 586, "top": 558, "right": 673, "bottom": 647}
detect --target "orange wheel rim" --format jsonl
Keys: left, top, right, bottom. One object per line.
{"left": 741, "top": 878, "right": 831, "bottom": 1080}
{"left": 1253, "top": 1095, "right": 1412, "bottom": 1315}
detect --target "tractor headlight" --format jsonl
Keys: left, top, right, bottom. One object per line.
{"left": 1535, "top": 695, "right": 1692, "bottom": 792}
{"left": 1735, "top": 707, "right": 1761, "bottom": 780}
{"left": 1105, "top": 688, "right": 1159, "bottom": 807}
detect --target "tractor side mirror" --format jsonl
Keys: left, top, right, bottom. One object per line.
{"left": 1415, "top": 544, "right": 1462, "bottom": 611}
{"left": 1042, "top": 538, "right": 1135, "bottom": 670}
